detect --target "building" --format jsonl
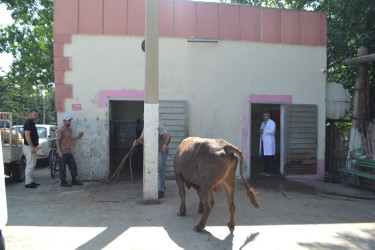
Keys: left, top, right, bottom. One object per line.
{"left": 53, "top": 0, "right": 327, "bottom": 181}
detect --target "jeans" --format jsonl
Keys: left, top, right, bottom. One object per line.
{"left": 263, "top": 155, "right": 275, "bottom": 174}
{"left": 23, "top": 145, "right": 37, "bottom": 185}
{"left": 158, "top": 152, "right": 167, "bottom": 192}
{"left": 59, "top": 153, "right": 78, "bottom": 182}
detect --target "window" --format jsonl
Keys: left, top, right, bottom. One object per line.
{"left": 37, "top": 127, "right": 47, "bottom": 139}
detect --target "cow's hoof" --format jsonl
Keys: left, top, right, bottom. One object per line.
{"left": 193, "top": 226, "right": 203, "bottom": 232}
{"left": 178, "top": 210, "right": 186, "bottom": 216}
{"left": 198, "top": 207, "right": 203, "bottom": 214}
{"left": 227, "top": 222, "right": 235, "bottom": 228}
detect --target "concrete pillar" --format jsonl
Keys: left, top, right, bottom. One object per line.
{"left": 143, "top": 0, "right": 159, "bottom": 203}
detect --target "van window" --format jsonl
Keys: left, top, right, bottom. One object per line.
{"left": 50, "top": 127, "right": 57, "bottom": 139}
{"left": 37, "top": 127, "right": 47, "bottom": 139}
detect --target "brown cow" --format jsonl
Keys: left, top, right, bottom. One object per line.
{"left": 173, "top": 137, "right": 260, "bottom": 232}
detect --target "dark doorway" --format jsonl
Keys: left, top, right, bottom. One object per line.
{"left": 109, "top": 100, "right": 144, "bottom": 180}
{"left": 250, "top": 104, "right": 281, "bottom": 177}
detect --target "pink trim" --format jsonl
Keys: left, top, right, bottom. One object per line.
{"left": 54, "top": 71, "right": 64, "bottom": 85}
{"left": 54, "top": 43, "right": 64, "bottom": 57}
{"left": 174, "top": 1, "right": 196, "bottom": 38}
{"left": 281, "top": 10, "right": 301, "bottom": 45}
{"left": 240, "top": 6, "right": 261, "bottom": 41}
{"left": 55, "top": 97, "right": 65, "bottom": 112}
{"left": 286, "top": 159, "right": 325, "bottom": 180}
{"left": 55, "top": 84, "right": 73, "bottom": 99}
{"left": 128, "top": 0, "right": 145, "bottom": 36}
{"left": 54, "top": 57, "right": 70, "bottom": 71}
{"left": 103, "top": 0, "right": 127, "bottom": 35}
{"left": 54, "top": 0, "right": 78, "bottom": 34}
{"left": 79, "top": 0, "right": 103, "bottom": 34}
{"left": 242, "top": 96, "right": 250, "bottom": 166}
{"left": 249, "top": 94, "right": 293, "bottom": 104}
{"left": 98, "top": 90, "right": 145, "bottom": 108}
{"left": 54, "top": 34, "right": 71, "bottom": 44}
{"left": 159, "top": 0, "right": 174, "bottom": 37}
{"left": 301, "top": 12, "right": 319, "bottom": 46}
{"left": 261, "top": 8, "right": 281, "bottom": 43}
{"left": 319, "top": 13, "right": 327, "bottom": 46}
{"left": 197, "top": 2, "right": 219, "bottom": 39}
{"left": 219, "top": 5, "right": 240, "bottom": 40}
{"left": 53, "top": 0, "right": 325, "bottom": 46}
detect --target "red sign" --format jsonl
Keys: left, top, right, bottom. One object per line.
{"left": 72, "top": 104, "right": 82, "bottom": 111}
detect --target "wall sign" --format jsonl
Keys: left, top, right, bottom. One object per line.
{"left": 72, "top": 104, "right": 82, "bottom": 111}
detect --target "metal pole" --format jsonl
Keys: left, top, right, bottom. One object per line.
{"left": 143, "top": 0, "right": 159, "bottom": 203}
{"left": 43, "top": 95, "right": 46, "bottom": 124}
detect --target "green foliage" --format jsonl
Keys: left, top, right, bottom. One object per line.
{"left": 0, "top": 77, "right": 56, "bottom": 124}
{"left": 0, "top": 0, "right": 55, "bottom": 124}
{"left": 0, "top": 0, "right": 53, "bottom": 92}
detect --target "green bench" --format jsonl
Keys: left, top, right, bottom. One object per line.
{"left": 340, "top": 158, "right": 375, "bottom": 185}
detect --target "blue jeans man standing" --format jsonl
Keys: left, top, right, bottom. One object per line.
{"left": 158, "top": 152, "right": 168, "bottom": 194}
{"left": 134, "top": 124, "right": 171, "bottom": 199}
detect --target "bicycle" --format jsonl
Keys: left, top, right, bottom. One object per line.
{"left": 49, "top": 139, "right": 59, "bottom": 178}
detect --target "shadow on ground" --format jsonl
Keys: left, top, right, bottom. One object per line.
{"left": 4, "top": 167, "right": 375, "bottom": 249}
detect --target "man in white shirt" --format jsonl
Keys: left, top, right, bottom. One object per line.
{"left": 1, "top": 133, "right": 8, "bottom": 249}
{"left": 259, "top": 112, "right": 276, "bottom": 176}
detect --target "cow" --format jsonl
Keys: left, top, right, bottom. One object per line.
{"left": 173, "top": 137, "right": 260, "bottom": 232}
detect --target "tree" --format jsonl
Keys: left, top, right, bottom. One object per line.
{"left": 225, "top": 0, "right": 375, "bottom": 118}
{"left": 0, "top": 0, "right": 55, "bottom": 124}
{"left": 0, "top": 0, "right": 54, "bottom": 92}
{"left": 0, "top": 76, "right": 56, "bottom": 124}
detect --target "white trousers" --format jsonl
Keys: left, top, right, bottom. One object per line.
{"left": 23, "top": 145, "right": 37, "bottom": 185}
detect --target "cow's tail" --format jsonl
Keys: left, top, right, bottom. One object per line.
{"left": 229, "top": 146, "right": 260, "bottom": 209}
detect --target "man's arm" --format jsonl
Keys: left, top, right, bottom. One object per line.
{"left": 133, "top": 134, "right": 144, "bottom": 146}
{"left": 56, "top": 129, "right": 63, "bottom": 158}
{"left": 72, "top": 132, "right": 84, "bottom": 141}
{"left": 161, "top": 132, "right": 171, "bottom": 153}
{"left": 24, "top": 130, "right": 36, "bottom": 154}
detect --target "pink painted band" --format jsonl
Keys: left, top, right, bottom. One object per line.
{"left": 98, "top": 90, "right": 145, "bottom": 108}
{"left": 249, "top": 94, "right": 293, "bottom": 104}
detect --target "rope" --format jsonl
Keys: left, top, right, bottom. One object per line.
{"left": 168, "top": 153, "right": 175, "bottom": 158}
{"left": 107, "top": 145, "right": 135, "bottom": 182}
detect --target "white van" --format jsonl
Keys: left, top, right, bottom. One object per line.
{"left": 12, "top": 124, "right": 58, "bottom": 161}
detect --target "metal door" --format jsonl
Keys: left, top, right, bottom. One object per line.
{"left": 159, "top": 100, "right": 188, "bottom": 178}
{"left": 285, "top": 104, "right": 318, "bottom": 175}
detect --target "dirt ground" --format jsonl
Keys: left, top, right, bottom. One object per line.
{"left": 2, "top": 166, "right": 375, "bottom": 250}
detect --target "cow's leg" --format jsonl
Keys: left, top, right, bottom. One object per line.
{"left": 194, "top": 187, "right": 214, "bottom": 232}
{"left": 193, "top": 186, "right": 203, "bottom": 213}
{"left": 224, "top": 161, "right": 237, "bottom": 228}
{"left": 176, "top": 173, "right": 187, "bottom": 216}
{"left": 223, "top": 179, "right": 236, "bottom": 228}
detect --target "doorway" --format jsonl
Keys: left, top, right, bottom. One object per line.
{"left": 250, "top": 103, "right": 282, "bottom": 177}
{"left": 109, "top": 100, "right": 144, "bottom": 180}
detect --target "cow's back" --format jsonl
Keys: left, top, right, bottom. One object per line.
{"left": 173, "top": 137, "right": 236, "bottom": 184}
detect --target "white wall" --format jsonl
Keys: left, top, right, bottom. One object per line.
{"left": 62, "top": 35, "right": 326, "bottom": 180}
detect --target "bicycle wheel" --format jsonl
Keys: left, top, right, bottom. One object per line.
{"left": 50, "top": 152, "right": 58, "bottom": 178}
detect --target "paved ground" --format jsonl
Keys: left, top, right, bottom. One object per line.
{"left": 3, "top": 166, "right": 375, "bottom": 250}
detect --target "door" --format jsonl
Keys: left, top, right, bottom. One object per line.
{"left": 159, "top": 100, "right": 188, "bottom": 178}
{"left": 285, "top": 104, "right": 318, "bottom": 175}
